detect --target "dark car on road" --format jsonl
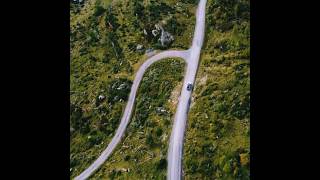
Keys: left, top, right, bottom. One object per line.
{"left": 187, "top": 83, "right": 193, "bottom": 91}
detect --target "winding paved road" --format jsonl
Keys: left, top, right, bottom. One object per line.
{"left": 75, "top": 0, "right": 206, "bottom": 179}
{"left": 75, "top": 50, "right": 190, "bottom": 180}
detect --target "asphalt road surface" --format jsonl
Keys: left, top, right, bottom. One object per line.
{"left": 74, "top": 50, "right": 190, "bottom": 180}
{"left": 167, "top": 0, "right": 207, "bottom": 179}
{"left": 75, "top": 0, "right": 206, "bottom": 179}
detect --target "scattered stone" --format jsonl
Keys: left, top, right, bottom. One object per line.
{"left": 117, "top": 83, "right": 127, "bottom": 90}
{"left": 145, "top": 48, "right": 154, "bottom": 54}
{"left": 119, "top": 168, "right": 129, "bottom": 172}
{"left": 152, "top": 29, "right": 159, "bottom": 37}
{"left": 113, "top": 95, "right": 119, "bottom": 101}
{"left": 72, "top": 0, "right": 84, "bottom": 4}
{"left": 143, "top": 29, "right": 148, "bottom": 35}
{"left": 136, "top": 44, "right": 144, "bottom": 50}
{"left": 156, "top": 107, "right": 167, "bottom": 114}
{"left": 146, "top": 50, "right": 156, "bottom": 57}
{"left": 204, "top": 113, "right": 208, "bottom": 119}
{"left": 98, "top": 95, "right": 105, "bottom": 101}
{"left": 155, "top": 24, "right": 161, "bottom": 31}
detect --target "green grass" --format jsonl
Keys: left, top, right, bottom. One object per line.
{"left": 70, "top": 0, "right": 197, "bottom": 178}
{"left": 91, "top": 58, "right": 185, "bottom": 179}
{"left": 70, "top": 0, "right": 250, "bottom": 179}
{"left": 183, "top": 0, "right": 250, "bottom": 179}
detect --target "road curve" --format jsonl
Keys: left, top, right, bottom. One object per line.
{"left": 75, "top": 0, "right": 207, "bottom": 179}
{"left": 74, "top": 50, "right": 190, "bottom": 180}
{"left": 167, "top": 0, "right": 207, "bottom": 179}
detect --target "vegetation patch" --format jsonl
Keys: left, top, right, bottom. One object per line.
{"left": 183, "top": 0, "right": 250, "bottom": 179}
{"left": 92, "top": 58, "right": 185, "bottom": 179}
{"left": 70, "top": 0, "right": 197, "bottom": 178}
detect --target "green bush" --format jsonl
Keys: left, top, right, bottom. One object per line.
{"left": 146, "top": 132, "right": 154, "bottom": 146}
{"left": 156, "top": 158, "right": 167, "bottom": 170}
{"left": 185, "top": 159, "right": 198, "bottom": 173}
{"left": 156, "top": 127, "right": 163, "bottom": 137}
{"left": 94, "top": 6, "right": 106, "bottom": 17}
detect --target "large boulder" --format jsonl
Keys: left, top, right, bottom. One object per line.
{"left": 159, "top": 30, "right": 174, "bottom": 47}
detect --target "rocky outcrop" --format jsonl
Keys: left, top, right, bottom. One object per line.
{"left": 152, "top": 29, "right": 159, "bottom": 37}
{"left": 154, "top": 24, "right": 174, "bottom": 47}
{"left": 160, "top": 30, "right": 174, "bottom": 47}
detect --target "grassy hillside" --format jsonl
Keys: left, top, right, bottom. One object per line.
{"left": 183, "top": 0, "right": 250, "bottom": 179}
{"left": 91, "top": 58, "right": 185, "bottom": 179}
{"left": 70, "top": 0, "right": 250, "bottom": 179}
{"left": 70, "top": 0, "right": 197, "bottom": 178}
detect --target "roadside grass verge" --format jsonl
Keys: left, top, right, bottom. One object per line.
{"left": 183, "top": 0, "right": 250, "bottom": 179}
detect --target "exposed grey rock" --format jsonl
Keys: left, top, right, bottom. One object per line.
{"left": 98, "top": 95, "right": 105, "bottom": 101}
{"left": 146, "top": 48, "right": 156, "bottom": 57}
{"left": 136, "top": 44, "right": 144, "bottom": 51}
{"left": 146, "top": 52, "right": 156, "bottom": 57}
{"left": 113, "top": 95, "right": 119, "bottom": 101}
{"left": 160, "top": 30, "right": 174, "bottom": 46}
{"left": 156, "top": 107, "right": 167, "bottom": 114}
{"left": 152, "top": 29, "right": 159, "bottom": 37}
{"left": 155, "top": 24, "right": 162, "bottom": 31}
{"left": 117, "top": 83, "right": 127, "bottom": 90}
{"left": 143, "top": 29, "right": 148, "bottom": 35}
{"left": 154, "top": 24, "right": 174, "bottom": 46}
{"left": 145, "top": 48, "right": 154, "bottom": 54}
{"left": 120, "top": 168, "right": 129, "bottom": 172}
